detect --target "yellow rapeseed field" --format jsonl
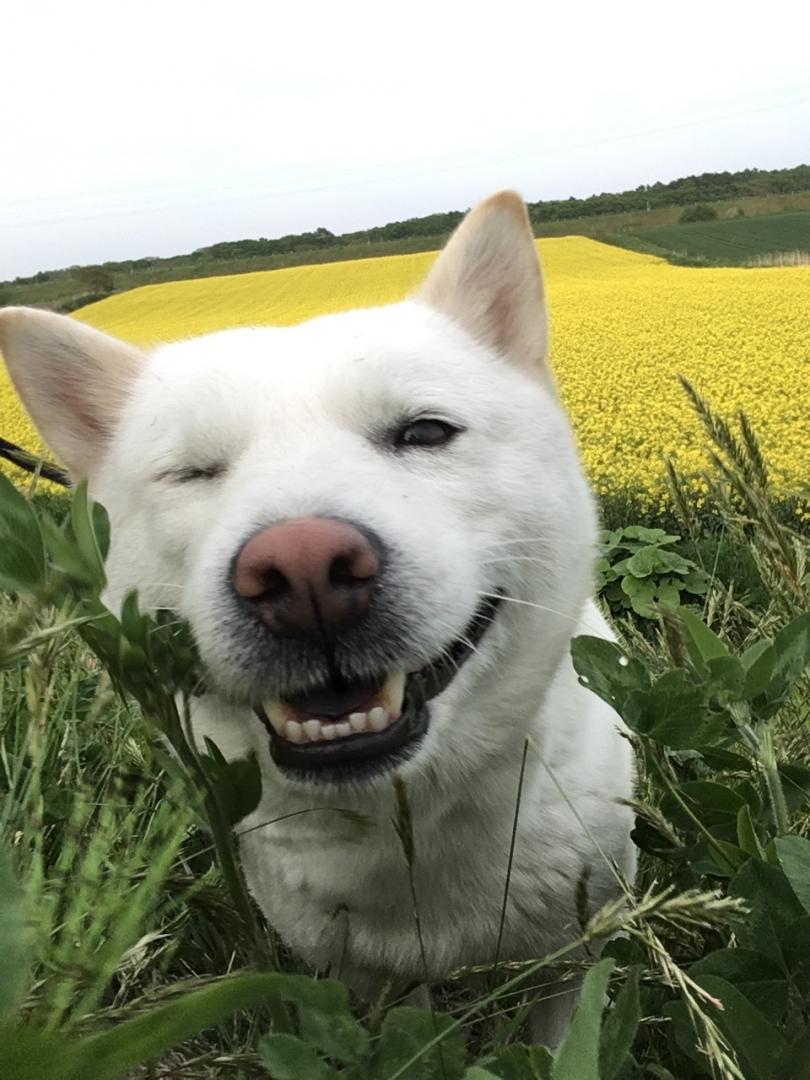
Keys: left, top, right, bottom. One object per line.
{"left": 1, "top": 238, "right": 808, "bottom": 509}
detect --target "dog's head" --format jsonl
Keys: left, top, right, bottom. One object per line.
{"left": 0, "top": 193, "right": 597, "bottom": 789}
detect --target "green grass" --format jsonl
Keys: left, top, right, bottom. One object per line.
{"left": 534, "top": 191, "right": 810, "bottom": 241}
{"left": 618, "top": 211, "right": 810, "bottom": 265}
{"left": 2, "top": 393, "right": 810, "bottom": 1078}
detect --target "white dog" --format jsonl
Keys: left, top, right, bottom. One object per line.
{"left": 0, "top": 192, "right": 635, "bottom": 1044}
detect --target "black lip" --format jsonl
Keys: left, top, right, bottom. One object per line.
{"left": 254, "top": 593, "right": 501, "bottom": 783}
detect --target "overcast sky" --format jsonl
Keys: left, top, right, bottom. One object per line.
{"left": 2, "top": 0, "right": 809, "bottom": 280}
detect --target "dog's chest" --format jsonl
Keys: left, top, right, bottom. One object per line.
{"left": 237, "top": 784, "right": 587, "bottom": 986}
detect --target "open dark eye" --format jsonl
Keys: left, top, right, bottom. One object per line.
{"left": 395, "top": 418, "right": 461, "bottom": 449}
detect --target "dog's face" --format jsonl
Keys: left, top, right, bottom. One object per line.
{"left": 0, "top": 193, "right": 597, "bottom": 790}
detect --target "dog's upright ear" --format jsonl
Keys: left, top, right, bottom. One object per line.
{"left": 417, "top": 191, "right": 551, "bottom": 384}
{"left": 0, "top": 307, "right": 145, "bottom": 479}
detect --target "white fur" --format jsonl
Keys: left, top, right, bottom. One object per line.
{"left": 0, "top": 193, "right": 635, "bottom": 1042}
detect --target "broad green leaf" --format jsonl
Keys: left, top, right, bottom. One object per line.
{"left": 594, "top": 556, "right": 612, "bottom": 588}
{"left": 774, "top": 835, "right": 810, "bottom": 915}
{"left": 597, "top": 528, "right": 623, "bottom": 551}
{"left": 655, "top": 581, "right": 681, "bottom": 611}
{"left": 201, "top": 741, "right": 263, "bottom": 827}
{"left": 528, "top": 1048, "right": 554, "bottom": 1080}
{"left": 664, "top": 781, "right": 745, "bottom": 824}
{"left": 690, "top": 949, "right": 786, "bottom": 1023}
{"left": 662, "top": 999, "right": 702, "bottom": 1066}
{"left": 465, "top": 1070, "right": 502, "bottom": 1080}
{"left": 119, "top": 639, "right": 149, "bottom": 681}
{"left": 469, "top": 1045, "right": 542, "bottom": 1080}
{"left": 371, "top": 1007, "right": 465, "bottom": 1080}
{"left": 0, "top": 850, "right": 30, "bottom": 1021}
{"left": 630, "top": 815, "right": 677, "bottom": 859}
{"left": 694, "top": 974, "right": 789, "bottom": 1079}
{"left": 600, "top": 937, "right": 646, "bottom": 967}
{"left": 68, "top": 972, "right": 291, "bottom": 1080}
{"left": 120, "top": 590, "right": 149, "bottom": 648}
{"left": 604, "top": 582, "right": 625, "bottom": 603}
{"left": 0, "top": 1027, "right": 76, "bottom": 1080}
{"left": 259, "top": 1033, "right": 339, "bottom": 1079}
{"left": 682, "top": 570, "right": 709, "bottom": 595}
{"left": 704, "top": 655, "right": 745, "bottom": 696}
{"left": 599, "top": 965, "right": 641, "bottom": 1080}
{"left": 551, "top": 958, "right": 614, "bottom": 1080}
{"left": 622, "top": 545, "right": 691, "bottom": 579}
{"left": 623, "top": 546, "right": 662, "bottom": 578}
{"left": 570, "top": 636, "right": 649, "bottom": 712}
{"left": 0, "top": 536, "right": 45, "bottom": 594}
{"left": 41, "top": 514, "right": 98, "bottom": 585}
{"left": 699, "top": 747, "right": 752, "bottom": 771}
{"left": 730, "top": 859, "right": 806, "bottom": 966}
{"left": 784, "top": 1030, "right": 810, "bottom": 1077}
{"left": 642, "top": 672, "right": 724, "bottom": 749}
{"left": 783, "top": 915, "right": 810, "bottom": 996}
{"left": 652, "top": 548, "right": 693, "bottom": 576}
{"left": 620, "top": 526, "right": 680, "bottom": 545}
{"left": 779, "top": 763, "right": 810, "bottom": 814}
{"left": 92, "top": 499, "right": 111, "bottom": 561}
{"left": 734, "top": 778, "right": 763, "bottom": 815}
{"left": 742, "top": 644, "right": 776, "bottom": 699}
{"left": 737, "top": 804, "right": 765, "bottom": 860}
{"left": 69, "top": 481, "right": 107, "bottom": 587}
{"left": 741, "top": 639, "right": 772, "bottom": 670}
{"left": 758, "top": 613, "right": 810, "bottom": 716}
{"left": 0, "top": 473, "right": 46, "bottom": 592}
{"left": 679, "top": 608, "right": 729, "bottom": 666}
{"left": 690, "top": 837, "right": 748, "bottom": 876}
{"left": 276, "top": 974, "right": 368, "bottom": 1063}
{"left": 621, "top": 575, "right": 656, "bottom": 617}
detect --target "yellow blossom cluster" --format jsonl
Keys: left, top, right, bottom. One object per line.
{"left": 1, "top": 238, "right": 808, "bottom": 509}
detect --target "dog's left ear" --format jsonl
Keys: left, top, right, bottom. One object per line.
{"left": 0, "top": 307, "right": 145, "bottom": 479}
{"left": 417, "top": 191, "right": 550, "bottom": 384}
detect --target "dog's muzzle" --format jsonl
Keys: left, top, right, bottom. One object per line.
{"left": 254, "top": 593, "right": 501, "bottom": 783}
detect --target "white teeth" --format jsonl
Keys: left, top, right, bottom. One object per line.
{"left": 384, "top": 669, "right": 406, "bottom": 715}
{"left": 369, "top": 706, "right": 388, "bottom": 731}
{"left": 270, "top": 671, "right": 405, "bottom": 746}
{"left": 349, "top": 712, "right": 368, "bottom": 732}
{"left": 264, "top": 702, "right": 286, "bottom": 734}
{"left": 303, "top": 719, "right": 322, "bottom": 741}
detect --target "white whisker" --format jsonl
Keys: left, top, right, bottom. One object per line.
{"left": 456, "top": 633, "right": 481, "bottom": 657}
{"left": 484, "top": 536, "right": 553, "bottom": 549}
{"left": 479, "top": 555, "right": 554, "bottom": 566}
{"left": 479, "top": 590, "right": 604, "bottom": 633}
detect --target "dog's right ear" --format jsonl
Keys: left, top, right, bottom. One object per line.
{"left": 417, "top": 191, "right": 551, "bottom": 387}
{"left": 0, "top": 307, "right": 145, "bottom": 479}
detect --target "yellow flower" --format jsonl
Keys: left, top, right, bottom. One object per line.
{"left": 2, "top": 239, "right": 808, "bottom": 508}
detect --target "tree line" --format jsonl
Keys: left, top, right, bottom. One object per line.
{"left": 6, "top": 163, "right": 809, "bottom": 287}
{"left": 188, "top": 163, "right": 810, "bottom": 262}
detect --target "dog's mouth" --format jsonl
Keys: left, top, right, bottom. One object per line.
{"left": 254, "top": 594, "right": 501, "bottom": 781}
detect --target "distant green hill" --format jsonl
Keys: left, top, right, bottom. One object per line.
{"left": 614, "top": 211, "right": 810, "bottom": 265}
{"left": 2, "top": 164, "right": 810, "bottom": 311}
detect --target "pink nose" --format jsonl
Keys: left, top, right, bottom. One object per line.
{"left": 232, "top": 518, "right": 380, "bottom": 638}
